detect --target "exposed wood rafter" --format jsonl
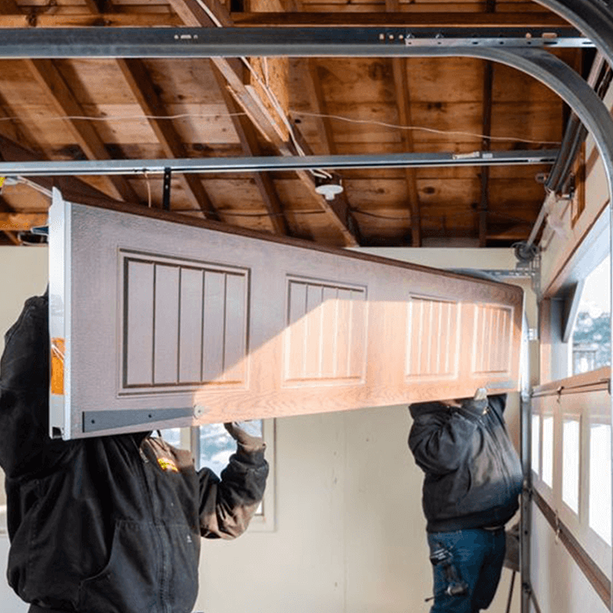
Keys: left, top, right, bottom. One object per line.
{"left": 117, "top": 58, "right": 221, "bottom": 220}
{"left": 212, "top": 67, "right": 290, "bottom": 236}
{"left": 386, "top": 0, "right": 422, "bottom": 247}
{"left": 479, "top": 0, "right": 496, "bottom": 247}
{"left": 231, "top": 11, "right": 571, "bottom": 27}
{"left": 0, "top": 211, "right": 47, "bottom": 232}
{"left": 24, "top": 58, "right": 140, "bottom": 204}
{"left": 166, "top": 0, "right": 360, "bottom": 246}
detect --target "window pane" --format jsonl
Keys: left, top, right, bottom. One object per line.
{"left": 542, "top": 416, "right": 554, "bottom": 487}
{"left": 160, "top": 427, "right": 182, "bottom": 448}
{"left": 562, "top": 419, "right": 580, "bottom": 514}
{"left": 532, "top": 414, "right": 541, "bottom": 476}
{"left": 199, "top": 420, "right": 263, "bottom": 476}
{"left": 572, "top": 256, "right": 611, "bottom": 375}
{"left": 589, "top": 423, "right": 611, "bottom": 544}
{"left": 199, "top": 421, "right": 264, "bottom": 516}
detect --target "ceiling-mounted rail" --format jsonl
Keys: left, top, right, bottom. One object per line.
{"left": 0, "top": 150, "right": 560, "bottom": 177}
{"left": 0, "top": 26, "right": 593, "bottom": 59}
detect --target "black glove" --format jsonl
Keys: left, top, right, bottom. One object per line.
{"left": 224, "top": 421, "right": 266, "bottom": 454}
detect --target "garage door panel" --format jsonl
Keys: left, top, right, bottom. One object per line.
{"left": 49, "top": 189, "right": 523, "bottom": 439}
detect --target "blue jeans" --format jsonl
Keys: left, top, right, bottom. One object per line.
{"left": 427, "top": 528, "right": 506, "bottom": 613}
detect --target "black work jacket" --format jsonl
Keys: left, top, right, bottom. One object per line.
{"left": 409, "top": 394, "right": 523, "bottom": 533}
{"left": 0, "top": 296, "right": 269, "bottom": 613}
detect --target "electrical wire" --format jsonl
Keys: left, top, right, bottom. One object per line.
{"left": 294, "top": 111, "right": 563, "bottom": 146}
{"left": 0, "top": 108, "right": 561, "bottom": 148}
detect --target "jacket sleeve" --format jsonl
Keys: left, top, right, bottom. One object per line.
{"left": 198, "top": 443, "right": 269, "bottom": 539}
{"left": 0, "top": 294, "right": 68, "bottom": 479}
{"left": 408, "top": 404, "right": 482, "bottom": 475}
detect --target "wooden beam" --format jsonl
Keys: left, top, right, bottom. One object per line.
{"left": 0, "top": 212, "right": 48, "bottom": 232}
{"left": 479, "top": 0, "right": 496, "bottom": 248}
{"left": 1, "top": 0, "right": 20, "bottom": 13}
{"left": 299, "top": 59, "right": 361, "bottom": 244}
{"left": 24, "top": 59, "right": 141, "bottom": 204}
{"left": 167, "top": 0, "right": 360, "bottom": 246}
{"left": 117, "top": 58, "right": 221, "bottom": 220}
{"left": 0, "top": 133, "right": 125, "bottom": 208}
{"left": 231, "top": 11, "right": 571, "bottom": 27}
{"left": 386, "top": 0, "right": 421, "bottom": 247}
{"left": 0, "top": 14, "right": 184, "bottom": 27}
{"left": 479, "top": 62, "right": 494, "bottom": 247}
{"left": 213, "top": 67, "right": 290, "bottom": 236}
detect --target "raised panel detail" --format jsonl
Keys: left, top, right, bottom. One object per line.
{"left": 122, "top": 251, "right": 249, "bottom": 393}
{"left": 284, "top": 277, "right": 367, "bottom": 384}
{"left": 406, "top": 296, "right": 460, "bottom": 380}
{"left": 472, "top": 303, "right": 513, "bottom": 375}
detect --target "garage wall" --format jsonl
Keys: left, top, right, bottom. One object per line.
{"left": 0, "top": 245, "right": 521, "bottom": 613}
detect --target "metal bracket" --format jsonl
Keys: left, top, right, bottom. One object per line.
{"left": 162, "top": 167, "right": 172, "bottom": 211}
{"left": 82, "top": 407, "right": 193, "bottom": 433}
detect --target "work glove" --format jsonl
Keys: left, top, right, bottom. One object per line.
{"left": 224, "top": 421, "right": 266, "bottom": 454}
{"left": 458, "top": 388, "right": 488, "bottom": 419}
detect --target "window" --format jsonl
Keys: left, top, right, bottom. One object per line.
{"left": 589, "top": 423, "right": 611, "bottom": 544}
{"left": 198, "top": 421, "right": 263, "bottom": 477}
{"left": 562, "top": 418, "right": 580, "bottom": 514}
{"left": 162, "top": 420, "right": 276, "bottom": 531}
{"left": 571, "top": 255, "right": 611, "bottom": 375}
{"left": 542, "top": 415, "right": 554, "bottom": 488}
{"left": 531, "top": 414, "right": 541, "bottom": 477}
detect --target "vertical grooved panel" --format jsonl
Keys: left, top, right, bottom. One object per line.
{"left": 321, "top": 287, "right": 338, "bottom": 378}
{"left": 472, "top": 304, "right": 513, "bottom": 375}
{"left": 287, "top": 282, "right": 307, "bottom": 380}
{"left": 407, "top": 296, "right": 459, "bottom": 379}
{"left": 125, "top": 260, "right": 154, "bottom": 386}
{"left": 285, "top": 278, "right": 366, "bottom": 384}
{"left": 335, "top": 289, "right": 352, "bottom": 379}
{"left": 202, "top": 271, "right": 226, "bottom": 382}
{"left": 305, "top": 285, "right": 324, "bottom": 378}
{"left": 349, "top": 291, "right": 367, "bottom": 378}
{"left": 153, "top": 265, "right": 180, "bottom": 384}
{"left": 223, "top": 273, "right": 247, "bottom": 383}
{"left": 179, "top": 268, "right": 204, "bottom": 383}
{"left": 122, "top": 251, "right": 248, "bottom": 392}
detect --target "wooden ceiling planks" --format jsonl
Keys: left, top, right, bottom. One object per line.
{"left": 0, "top": 0, "right": 579, "bottom": 246}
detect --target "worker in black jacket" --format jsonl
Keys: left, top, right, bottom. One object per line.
{"left": 0, "top": 293, "right": 269, "bottom": 613}
{"left": 408, "top": 390, "right": 523, "bottom": 613}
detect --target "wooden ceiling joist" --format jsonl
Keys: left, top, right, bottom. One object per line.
{"left": 117, "top": 58, "right": 220, "bottom": 220}
{"left": 166, "top": 0, "right": 360, "bottom": 247}
{"left": 0, "top": 14, "right": 184, "bottom": 27}
{"left": 24, "top": 58, "right": 140, "bottom": 204}
{"left": 0, "top": 211, "right": 47, "bottom": 232}
{"left": 479, "top": 0, "right": 496, "bottom": 247}
{"left": 299, "top": 58, "right": 361, "bottom": 244}
{"left": 0, "top": 133, "right": 125, "bottom": 208}
{"left": 231, "top": 11, "right": 571, "bottom": 28}
{"left": 213, "top": 67, "right": 290, "bottom": 236}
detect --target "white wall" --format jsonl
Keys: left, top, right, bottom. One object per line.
{"left": 0, "top": 245, "right": 521, "bottom": 613}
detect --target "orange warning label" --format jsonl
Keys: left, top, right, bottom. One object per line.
{"left": 51, "top": 338, "right": 65, "bottom": 395}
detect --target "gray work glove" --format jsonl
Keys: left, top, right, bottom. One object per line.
{"left": 458, "top": 388, "right": 488, "bottom": 419}
{"left": 224, "top": 421, "right": 266, "bottom": 454}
